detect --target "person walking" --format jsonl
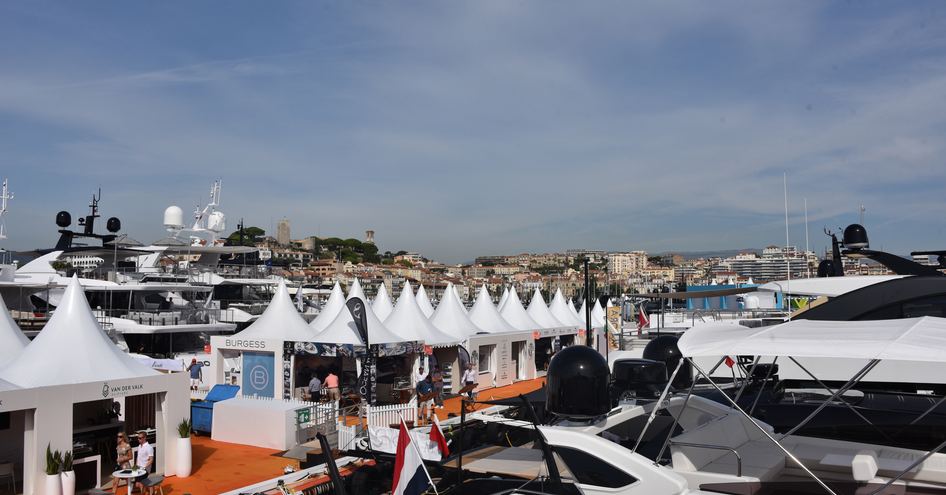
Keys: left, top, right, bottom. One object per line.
{"left": 187, "top": 358, "right": 203, "bottom": 391}
{"left": 416, "top": 375, "right": 435, "bottom": 424}
{"left": 461, "top": 363, "right": 477, "bottom": 412}
{"left": 133, "top": 431, "right": 154, "bottom": 495}
{"left": 430, "top": 365, "right": 444, "bottom": 408}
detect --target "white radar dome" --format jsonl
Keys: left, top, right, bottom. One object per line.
{"left": 163, "top": 206, "right": 184, "bottom": 229}
{"left": 207, "top": 211, "right": 226, "bottom": 233}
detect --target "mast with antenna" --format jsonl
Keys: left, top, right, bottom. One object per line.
{"left": 804, "top": 198, "right": 810, "bottom": 278}
{"left": 783, "top": 173, "right": 791, "bottom": 317}
{"left": 0, "top": 179, "right": 13, "bottom": 240}
{"left": 859, "top": 205, "right": 866, "bottom": 225}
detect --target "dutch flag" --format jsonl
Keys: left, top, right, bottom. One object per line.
{"left": 392, "top": 420, "right": 431, "bottom": 495}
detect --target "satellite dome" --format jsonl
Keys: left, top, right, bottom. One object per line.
{"left": 546, "top": 345, "right": 611, "bottom": 420}
{"left": 843, "top": 223, "right": 869, "bottom": 250}
{"left": 643, "top": 335, "right": 692, "bottom": 389}
{"left": 163, "top": 206, "right": 184, "bottom": 229}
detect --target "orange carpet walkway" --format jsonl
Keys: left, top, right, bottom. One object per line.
{"left": 163, "top": 378, "right": 545, "bottom": 494}
{"left": 162, "top": 437, "right": 298, "bottom": 495}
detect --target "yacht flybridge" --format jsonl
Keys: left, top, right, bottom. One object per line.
{"left": 428, "top": 318, "right": 946, "bottom": 495}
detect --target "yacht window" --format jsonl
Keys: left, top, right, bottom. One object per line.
{"left": 552, "top": 446, "right": 637, "bottom": 488}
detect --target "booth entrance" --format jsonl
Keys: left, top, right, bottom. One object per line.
{"left": 511, "top": 341, "right": 525, "bottom": 380}
{"left": 0, "top": 409, "right": 31, "bottom": 495}
{"left": 292, "top": 355, "right": 355, "bottom": 402}
{"left": 560, "top": 335, "right": 575, "bottom": 348}
{"left": 428, "top": 347, "right": 461, "bottom": 395}
{"left": 534, "top": 337, "right": 554, "bottom": 372}
{"left": 374, "top": 354, "right": 416, "bottom": 405}
{"left": 72, "top": 393, "right": 159, "bottom": 492}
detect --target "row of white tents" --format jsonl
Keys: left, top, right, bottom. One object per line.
{"left": 210, "top": 279, "right": 612, "bottom": 402}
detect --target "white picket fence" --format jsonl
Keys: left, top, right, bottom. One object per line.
{"left": 365, "top": 398, "right": 417, "bottom": 428}
{"left": 337, "top": 422, "right": 359, "bottom": 451}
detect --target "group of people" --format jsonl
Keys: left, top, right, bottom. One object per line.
{"left": 415, "top": 362, "right": 478, "bottom": 421}
{"left": 111, "top": 430, "right": 155, "bottom": 494}
{"left": 306, "top": 368, "right": 341, "bottom": 402}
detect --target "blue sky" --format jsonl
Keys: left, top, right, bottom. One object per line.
{"left": 1, "top": 2, "right": 945, "bottom": 263}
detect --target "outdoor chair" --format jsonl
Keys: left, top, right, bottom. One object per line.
{"left": 142, "top": 473, "right": 165, "bottom": 495}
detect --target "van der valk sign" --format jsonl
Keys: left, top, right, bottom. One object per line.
{"left": 102, "top": 382, "right": 144, "bottom": 398}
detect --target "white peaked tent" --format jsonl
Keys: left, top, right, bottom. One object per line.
{"left": 430, "top": 283, "right": 484, "bottom": 340}
{"left": 0, "top": 293, "right": 29, "bottom": 367}
{"left": 468, "top": 285, "right": 519, "bottom": 334}
{"left": 385, "top": 282, "right": 458, "bottom": 345}
{"left": 499, "top": 287, "right": 542, "bottom": 332}
{"left": 313, "top": 281, "right": 403, "bottom": 345}
{"left": 568, "top": 298, "right": 581, "bottom": 321}
{"left": 0, "top": 275, "right": 157, "bottom": 387}
{"left": 372, "top": 283, "right": 394, "bottom": 321}
{"left": 526, "top": 288, "right": 571, "bottom": 330}
{"left": 498, "top": 286, "right": 510, "bottom": 311}
{"left": 591, "top": 300, "right": 607, "bottom": 328}
{"left": 415, "top": 285, "right": 435, "bottom": 318}
{"left": 550, "top": 289, "right": 585, "bottom": 328}
{"left": 309, "top": 281, "right": 346, "bottom": 332}
{"left": 231, "top": 280, "right": 316, "bottom": 341}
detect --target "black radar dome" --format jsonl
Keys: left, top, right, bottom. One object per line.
{"left": 643, "top": 335, "right": 693, "bottom": 389}
{"left": 843, "top": 224, "right": 869, "bottom": 250}
{"left": 546, "top": 345, "right": 611, "bottom": 419}
{"left": 56, "top": 211, "right": 71, "bottom": 228}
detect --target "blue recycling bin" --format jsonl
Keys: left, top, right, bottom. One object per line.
{"left": 191, "top": 384, "right": 240, "bottom": 434}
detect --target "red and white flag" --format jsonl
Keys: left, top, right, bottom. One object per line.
{"left": 724, "top": 356, "right": 735, "bottom": 368}
{"left": 429, "top": 414, "right": 450, "bottom": 457}
{"left": 636, "top": 305, "right": 650, "bottom": 332}
{"left": 392, "top": 420, "right": 430, "bottom": 495}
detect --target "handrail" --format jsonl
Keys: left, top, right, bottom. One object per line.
{"left": 669, "top": 441, "right": 742, "bottom": 477}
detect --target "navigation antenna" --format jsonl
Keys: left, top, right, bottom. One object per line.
{"left": 859, "top": 204, "right": 866, "bottom": 225}
{"left": 0, "top": 179, "right": 13, "bottom": 240}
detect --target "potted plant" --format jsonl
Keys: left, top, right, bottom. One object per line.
{"left": 176, "top": 418, "right": 192, "bottom": 477}
{"left": 44, "top": 444, "right": 62, "bottom": 495}
{"left": 60, "top": 450, "right": 75, "bottom": 495}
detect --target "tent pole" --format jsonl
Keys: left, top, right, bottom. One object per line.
{"left": 780, "top": 359, "right": 880, "bottom": 439}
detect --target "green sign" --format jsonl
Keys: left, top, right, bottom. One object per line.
{"left": 296, "top": 408, "right": 311, "bottom": 425}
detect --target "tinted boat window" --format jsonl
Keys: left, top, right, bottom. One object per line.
{"left": 553, "top": 446, "right": 637, "bottom": 488}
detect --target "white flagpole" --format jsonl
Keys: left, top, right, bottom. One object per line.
{"left": 399, "top": 414, "right": 440, "bottom": 495}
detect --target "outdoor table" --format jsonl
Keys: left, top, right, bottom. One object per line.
{"left": 111, "top": 468, "right": 145, "bottom": 495}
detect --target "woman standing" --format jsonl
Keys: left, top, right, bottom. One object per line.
{"left": 111, "top": 432, "right": 132, "bottom": 494}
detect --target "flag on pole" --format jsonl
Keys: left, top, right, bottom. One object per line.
{"left": 636, "top": 305, "right": 649, "bottom": 336}
{"left": 392, "top": 420, "right": 430, "bottom": 495}
{"left": 724, "top": 356, "right": 735, "bottom": 368}
{"left": 429, "top": 415, "right": 449, "bottom": 457}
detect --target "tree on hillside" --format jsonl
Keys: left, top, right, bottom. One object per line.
{"left": 225, "top": 226, "right": 265, "bottom": 246}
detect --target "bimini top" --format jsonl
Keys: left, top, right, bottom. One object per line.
{"left": 308, "top": 282, "right": 346, "bottom": 333}
{"left": 0, "top": 293, "right": 29, "bottom": 367}
{"left": 385, "top": 282, "right": 458, "bottom": 346}
{"left": 468, "top": 285, "right": 519, "bottom": 334}
{"left": 372, "top": 283, "right": 394, "bottom": 321}
{"left": 550, "top": 289, "right": 585, "bottom": 329}
{"left": 430, "top": 283, "right": 484, "bottom": 340}
{"left": 526, "top": 288, "right": 571, "bottom": 330}
{"left": 415, "top": 285, "right": 435, "bottom": 318}
{"left": 678, "top": 316, "right": 946, "bottom": 362}
{"left": 0, "top": 275, "right": 157, "bottom": 387}
{"left": 499, "top": 287, "right": 542, "bottom": 332}
{"left": 230, "top": 280, "right": 316, "bottom": 341}
{"left": 312, "top": 282, "right": 404, "bottom": 346}
{"left": 759, "top": 275, "right": 906, "bottom": 298}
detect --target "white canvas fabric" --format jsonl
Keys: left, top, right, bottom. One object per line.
{"left": 372, "top": 283, "right": 395, "bottom": 321}
{"left": 313, "top": 283, "right": 403, "bottom": 345}
{"left": 568, "top": 298, "right": 581, "bottom": 320}
{"left": 0, "top": 293, "right": 29, "bottom": 367}
{"left": 0, "top": 275, "right": 157, "bottom": 387}
{"left": 591, "top": 300, "right": 606, "bottom": 328}
{"left": 231, "top": 280, "right": 315, "bottom": 341}
{"left": 468, "top": 285, "right": 519, "bottom": 334}
{"left": 0, "top": 377, "right": 18, "bottom": 391}
{"left": 550, "top": 289, "right": 585, "bottom": 328}
{"left": 678, "top": 316, "right": 946, "bottom": 362}
{"left": 415, "top": 285, "right": 435, "bottom": 318}
{"left": 308, "top": 282, "right": 346, "bottom": 332}
{"left": 498, "top": 287, "right": 510, "bottom": 311}
{"left": 759, "top": 275, "right": 905, "bottom": 298}
{"left": 430, "top": 283, "right": 484, "bottom": 339}
{"left": 499, "top": 287, "right": 541, "bottom": 332}
{"left": 526, "top": 289, "right": 571, "bottom": 330}
{"left": 385, "top": 282, "right": 458, "bottom": 345}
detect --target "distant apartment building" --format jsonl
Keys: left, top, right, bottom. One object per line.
{"left": 608, "top": 251, "right": 648, "bottom": 276}
{"left": 466, "top": 264, "right": 521, "bottom": 278}
{"left": 276, "top": 218, "right": 291, "bottom": 246}
{"left": 711, "top": 246, "right": 808, "bottom": 282}
{"left": 394, "top": 252, "right": 424, "bottom": 265}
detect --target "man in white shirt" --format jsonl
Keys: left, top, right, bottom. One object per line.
{"left": 133, "top": 431, "right": 154, "bottom": 494}
{"left": 414, "top": 365, "right": 427, "bottom": 385}
{"left": 461, "top": 363, "right": 477, "bottom": 399}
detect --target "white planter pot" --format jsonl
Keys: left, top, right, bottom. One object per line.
{"left": 61, "top": 470, "right": 75, "bottom": 495}
{"left": 176, "top": 437, "right": 192, "bottom": 478}
{"left": 44, "top": 473, "right": 61, "bottom": 495}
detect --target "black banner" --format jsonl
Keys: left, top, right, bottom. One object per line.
{"left": 346, "top": 297, "right": 376, "bottom": 405}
